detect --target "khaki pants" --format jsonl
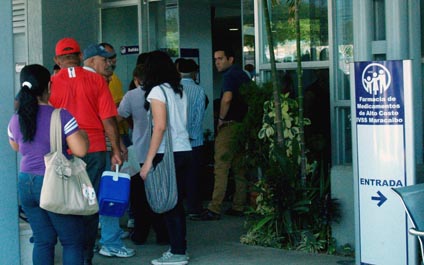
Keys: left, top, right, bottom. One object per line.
{"left": 207, "top": 123, "right": 247, "bottom": 213}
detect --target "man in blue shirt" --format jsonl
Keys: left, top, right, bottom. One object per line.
{"left": 199, "top": 47, "right": 251, "bottom": 220}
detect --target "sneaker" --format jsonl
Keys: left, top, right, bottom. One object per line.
{"left": 151, "top": 251, "right": 188, "bottom": 265}
{"left": 127, "top": 218, "right": 135, "bottom": 228}
{"left": 187, "top": 208, "right": 207, "bottom": 220}
{"left": 19, "top": 206, "right": 28, "bottom": 222}
{"left": 196, "top": 209, "right": 220, "bottom": 221}
{"left": 99, "top": 246, "right": 135, "bottom": 258}
{"left": 93, "top": 244, "right": 100, "bottom": 253}
{"left": 188, "top": 212, "right": 202, "bottom": 221}
{"left": 162, "top": 249, "right": 190, "bottom": 260}
{"left": 120, "top": 230, "right": 130, "bottom": 239}
{"left": 225, "top": 208, "right": 244, "bottom": 217}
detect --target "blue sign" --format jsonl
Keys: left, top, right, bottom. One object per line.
{"left": 351, "top": 60, "right": 415, "bottom": 265}
{"left": 354, "top": 62, "right": 404, "bottom": 125}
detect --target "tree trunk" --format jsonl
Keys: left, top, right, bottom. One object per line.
{"left": 262, "top": 0, "right": 284, "bottom": 148}
{"left": 294, "top": 0, "right": 307, "bottom": 184}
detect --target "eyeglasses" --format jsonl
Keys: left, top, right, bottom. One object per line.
{"left": 104, "top": 58, "right": 113, "bottom": 65}
{"left": 96, "top": 56, "right": 112, "bottom": 64}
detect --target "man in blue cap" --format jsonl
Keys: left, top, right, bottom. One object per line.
{"left": 83, "top": 43, "right": 115, "bottom": 82}
{"left": 83, "top": 44, "right": 135, "bottom": 258}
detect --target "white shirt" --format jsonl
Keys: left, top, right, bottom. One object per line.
{"left": 147, "top": 83, "right": 191, "bottom": 153}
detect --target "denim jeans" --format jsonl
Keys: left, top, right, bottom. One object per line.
{"left": 165, "top": 151, "right": 192, "bottom": 255}
{"left": 99, "top": 151, "right": 125, "bottom": 249}
{"left": 18, "top": 172, "right": 84, "bottom": 265}
{"left": 81, "top": 152, "right": 106, "bottom": 261}
{"left": 99, "top": 215, "right": 124, "bottom": 248}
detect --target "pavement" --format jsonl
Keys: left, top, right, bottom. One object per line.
{"left": 89, "top": 214, "right": 355, "bottom": 265}
{"left": 20, "top": 211, "right": 355, "bottom": 265}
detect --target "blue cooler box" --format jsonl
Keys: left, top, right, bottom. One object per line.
{"left": 98, "top": 167, "right": 131, "bottom": 217}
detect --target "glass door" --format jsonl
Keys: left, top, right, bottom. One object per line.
{"left": 101, "top": 2, "right": 140, "bottom": 92}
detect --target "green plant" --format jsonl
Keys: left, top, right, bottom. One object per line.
{"left": 259, "top": 92, "right": 312, "bottom": 166}
{"left": 241, "top": 179, "right": 283, "bottom": 248}
{"left": 241, "top": 92, "right": 340, "bottom": 254}
{"left": 337, "top": 244, "right": 355, "bottom": 257}
{"left": 232, "top": 82, "right": 273, "bottom": 180}
{"left": 296, "top": 231, "right": 327, "bottom": 253}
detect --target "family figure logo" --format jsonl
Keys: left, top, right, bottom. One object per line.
{"left": 361, "top": 63, "right": 391, "bottom": 96}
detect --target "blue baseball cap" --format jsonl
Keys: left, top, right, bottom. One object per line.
{"left": 83, "top": 44, "right": 114, "bottom": 61}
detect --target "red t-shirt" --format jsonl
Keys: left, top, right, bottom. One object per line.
{"left": 50, "top": 66, "right": 117, "bottom": 153}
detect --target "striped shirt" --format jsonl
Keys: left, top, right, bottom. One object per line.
{"left": 181, "top": 78, "right": 206, "bottom": 147}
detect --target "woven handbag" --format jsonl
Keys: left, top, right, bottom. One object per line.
{"left": 144, "top": 86, "right": 178, "bottom": 214}
{"left": 40, "top": 109, "right": 99, "bottom": 215}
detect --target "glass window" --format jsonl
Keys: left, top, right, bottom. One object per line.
{"left": 334, "top": 1, "right": 353, "bottom": 101}
{"left": 101, "top": 6, "right": 138, "bottom": 92}
{"left": 373, "top": 0, "right": 385, "bottom": 41}
{"left": 148, "top": 0, "right": 179, "bottom": 57}
{"left": 421, "top": 0, "right": 424, "bottom": 58}
{"left": 336, "top": 107, "right": 352, "bottom": 164}
{"left": 333, "top": 0, "right": 353, "bottom": 164}
{"left": 260, "top": 0, "right": 328, "bottom": 64}
{"left": 242, "top": 0, "right": 255, "bottom": 71}
{"left": 260, "top": 69, "right": 326, "bottom": 96}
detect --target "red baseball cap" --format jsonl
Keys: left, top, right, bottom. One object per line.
{"left": 55, "top": 37, "right": 81, "bottom": 56}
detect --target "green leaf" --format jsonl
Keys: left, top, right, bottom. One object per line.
{"left": 252, "top": 215, "right": 274, "bottom": 232}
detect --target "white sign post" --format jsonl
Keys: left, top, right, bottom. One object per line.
{"left": 350, "top": 60, "right": 416, "bottom": 265}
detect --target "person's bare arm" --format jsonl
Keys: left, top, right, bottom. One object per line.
{"left": 9, "top": 139, "right": 19, "bottom": 152}
{"left": 139, "top": 99, "right": 166, "bottom": 180}
{"left": 66, "top": 129, "right": 89, "bottom": 157}
{"left": 102, "top": 116, "right": 123, "bottom": 169}
{"left": 217, "top": 91, "right": 233, "bottom": 130}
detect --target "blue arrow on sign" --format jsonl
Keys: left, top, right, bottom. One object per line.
{"left": 371, "top": 191, "right": 387, "bottom": 207}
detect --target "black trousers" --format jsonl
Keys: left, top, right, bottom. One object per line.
{"left": 130, "top": 167, "right": 169, "bottom": 244}
{"left": 163, "top": 151, "right": 192, "bottom": 254}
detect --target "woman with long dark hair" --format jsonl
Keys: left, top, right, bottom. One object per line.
{"left": 8, "top": 64, "right": 89, "bottom": 265}
{"left": 119, "top": 62, "right": 169, "bottom": 246}
{"left": 139, "top": 51, "right": 192, "bottom": 265}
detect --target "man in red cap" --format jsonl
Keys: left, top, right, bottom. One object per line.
{"left": 50, "top": 37, "right": 125, "bottom": 265}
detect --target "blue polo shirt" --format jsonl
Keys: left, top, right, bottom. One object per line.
{"left": 220, "top": 64, "right": 251, "bottom": 122}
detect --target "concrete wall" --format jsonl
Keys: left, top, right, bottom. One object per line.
{"left": 331, "top": 166, "right": 355, "bottom": 249}
{"left": 0, "top": 1, "right": 20, "bottom": 264}
{"left": 39, "top": 0, "right": 99, "bottom": 69}
{"left": 179, "top": 1, "right": 214, "bottom": 134}
{"left": 7, "top": 1, "right": 100, "bottom": 262}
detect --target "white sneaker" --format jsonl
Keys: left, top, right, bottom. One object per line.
{"left": 151, "top": 251, "right": 188, "bottom": 265}
{"left": 99, "top": 246, "right": 135, "bottom": 258}
{"left": 127, "top": 218, "right": 135, "bottom": 228}
{"left": 162, "top": 249, "right": 190, "bottom": 260}
{"left": 120, "top": 230, "right": 130, "bottom": 239}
